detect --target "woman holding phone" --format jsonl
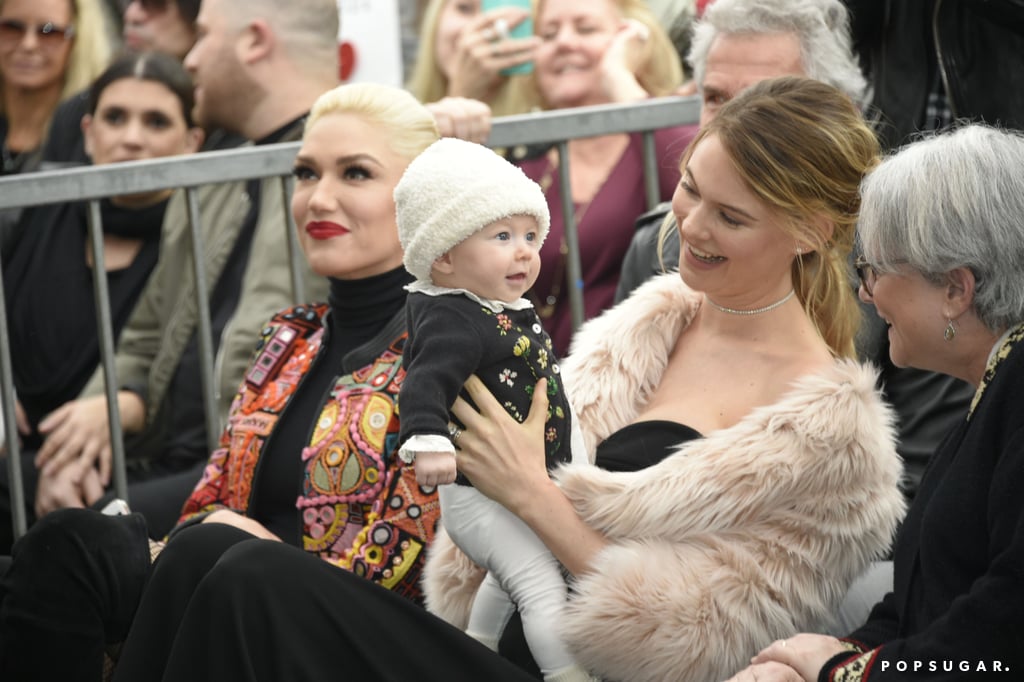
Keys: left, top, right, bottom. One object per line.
{"left": 407, "top": 0, "right": 540, "bottom": 117}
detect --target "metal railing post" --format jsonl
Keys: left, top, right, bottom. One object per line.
{"left": 0, "top": 259, "right": 27, "bottom": 537}
{"left": 86, "top": 199, "right": 129, "bottom": 501}
{"left": 184, "top": 188, "right": 222, "bottom": 454}
{"left": 281, "top": 175, "right": 306, "bottom": 303}
{"left": 554, "top": 142, "right": 586, "bottom": 332}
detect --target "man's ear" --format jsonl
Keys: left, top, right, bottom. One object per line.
{"left": 432, "top": 252, "right": 455, "bottom": 275}
{"left": 184, "top": 126, "right": 205, "bottom": 154}
{"left": 239, "top": 18, "right": 275, "bottom": 65}
{"left": 944, "top": 266, "right": 977, "bottom": 319}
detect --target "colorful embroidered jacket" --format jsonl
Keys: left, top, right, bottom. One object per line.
{"left": 178, "top": 303, "right": 439, "bottom": 602}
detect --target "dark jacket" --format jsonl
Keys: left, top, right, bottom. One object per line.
{"left": 821, "top": 324, "right": 1024, "bottom": 680}
{"left": 844, "top": 0, "right": 1024, "bottom": 149}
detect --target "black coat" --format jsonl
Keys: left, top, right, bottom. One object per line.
{"left": 826, "top": 324, "right": 1024, "bottom": 679}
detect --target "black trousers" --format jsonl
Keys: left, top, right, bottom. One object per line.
{"left": 0, "top": 456, "right": 205, "bottom": 554}
{"left": 115, "top": 527, "right": 541, "bottom": 682}
{"left": 0, "top": 508, "right": 151, "bottom": 681}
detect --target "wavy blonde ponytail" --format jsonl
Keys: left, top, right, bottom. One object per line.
{"left": 698, "top": 77, "right": 879, "bottom": 358}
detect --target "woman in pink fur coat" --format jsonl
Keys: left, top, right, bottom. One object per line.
{"left": 424, "top": 77, "right": 906, "bottom": 682}
{"left": 111, "top": 77, "right": 906, "bottom": 682}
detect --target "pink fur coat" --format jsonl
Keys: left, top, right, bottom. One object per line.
{"left": 422, "top": 273, "right": 906, "bottom": 682}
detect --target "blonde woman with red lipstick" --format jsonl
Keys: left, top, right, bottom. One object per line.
{"left": 0, "top": 81, "right": 445, "bottom": 681}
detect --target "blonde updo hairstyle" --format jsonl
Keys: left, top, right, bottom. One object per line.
{"left": 676, "top": 76, "right": 879, "bottom": 358}
{"left": 305, "top": 82, "right": 441, "bottom": 161}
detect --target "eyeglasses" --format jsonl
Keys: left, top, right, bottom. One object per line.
{"left": 854, "top": 255, "right": 908, "bottom": 297}
{"left": 0, "top": 18, "right": 76, "bottom": 48}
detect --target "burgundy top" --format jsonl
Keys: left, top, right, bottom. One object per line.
{"left": 518, "top": 124, "right": 697, "bottom": 357}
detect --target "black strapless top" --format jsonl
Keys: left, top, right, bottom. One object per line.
{"left": 594, "top": 419, "right": 703, "bottom": 472}
{"left": 499, "top": 419, "right": 704, "bottom": 673}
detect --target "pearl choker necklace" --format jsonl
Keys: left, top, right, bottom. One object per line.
{"left": 705, "top": 289, "right": 795, "bottom": 316}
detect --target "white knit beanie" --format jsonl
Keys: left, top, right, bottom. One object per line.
{"left": 395, "top": 138, "right": 550, "bottom": 283}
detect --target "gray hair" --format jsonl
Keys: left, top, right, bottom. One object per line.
{"left": 688, "top": 0, "right": 867, "bottom": 107}
{"left": 857, "top": 125, "right": 1024, "bottom": 333}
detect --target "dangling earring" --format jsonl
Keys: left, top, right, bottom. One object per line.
{"left": 944, "top": 318, "right": 957, "bottom": 342}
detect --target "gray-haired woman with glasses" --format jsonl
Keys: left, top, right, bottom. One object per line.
{"left": 730, "top": 123, "right": 1024, "bottom": 682}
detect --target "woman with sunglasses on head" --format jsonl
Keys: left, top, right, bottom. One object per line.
{"left": 728, "top": 124, "right": 1024, "bottom": 682}
{"left": 0, "top": 81, "right": 442, "bottom": 682}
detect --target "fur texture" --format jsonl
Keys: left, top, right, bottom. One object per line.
{"left": 423, "top": 274, "right": 906, "bottom": 681}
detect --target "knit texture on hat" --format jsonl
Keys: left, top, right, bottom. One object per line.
{"left": 395, "top": 138, "right": 550, "bottom": 283}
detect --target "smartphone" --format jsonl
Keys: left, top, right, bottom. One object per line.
{"left": 481, "top": 0, "right": 534, "bottom": 76}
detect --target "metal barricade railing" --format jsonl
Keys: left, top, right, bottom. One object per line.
{"left": 0, "top": 95, "right": 700, "bottom": 538}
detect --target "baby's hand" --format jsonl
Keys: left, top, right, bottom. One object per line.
{"left": 415, "top": 450, "right": 458, "bottom": 487}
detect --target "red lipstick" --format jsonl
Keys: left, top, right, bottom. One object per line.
{"left": 305, "top": 221, "right": 350, "bottom": 240}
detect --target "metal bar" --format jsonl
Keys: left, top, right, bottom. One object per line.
{"left": 486, "top": 96, "right": 701, "bottom": 148}
{"left": 0, "top": 257, "right": 27, "bottom": 538}
{"left": 280, "top": 175, "right": 305, "bottom": 303}
{"left": 184, "top": 188, "right": 221, "bottom": 454}
{"left": 0, "top": 144, "right": 301, "bottom": 210}
{"left": 555, "top": 142, "right": 585, "bottom": 332}
{"left": 86, "top": 200, "right": 130, "bottom": 502}
{"left": 0, "top": 97, "right": 701, "bottom": 210}
{"left": 641, "top": 131, "right": 661, "bottom": 211}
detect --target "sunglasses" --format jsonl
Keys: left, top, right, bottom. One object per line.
{"left": 854, "top": 255, "right": 908, "bottom": 297}
{"left": 0, "top": 18, "right": 76, "bottom": 47}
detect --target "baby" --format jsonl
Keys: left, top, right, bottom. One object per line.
{"left": 395, "top": 138, "right": 588, "bottom": 682}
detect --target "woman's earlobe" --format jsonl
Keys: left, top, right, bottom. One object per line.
{"left": 944, "top": 266, "right": 976, "bottom": 315}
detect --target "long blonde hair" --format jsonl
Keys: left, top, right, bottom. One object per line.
{"left": 680, "top": 77, "right": 879, "bottom": 358}
{"left": 61, "top": 0, "right": 116, "bottom": 99}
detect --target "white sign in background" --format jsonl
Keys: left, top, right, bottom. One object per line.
{"left": 337, "top": 0, "right": 404, "bottom": 87}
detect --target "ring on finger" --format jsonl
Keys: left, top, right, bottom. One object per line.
{"left": 448, "top": 424, "right": 463, "bottom": 442}
{"left": 493, "top": 17, "right": 510, "bottom": 41}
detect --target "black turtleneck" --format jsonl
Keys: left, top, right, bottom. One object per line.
{"left": 249, "top": 266, "right": 413, "bottom": 544}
